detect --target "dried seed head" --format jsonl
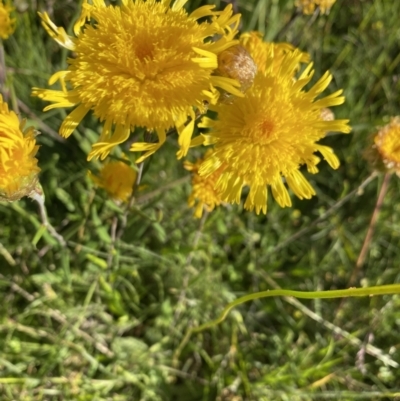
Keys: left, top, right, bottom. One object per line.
{"left": 214, "top": 45, "right": 257, "bottom": 103}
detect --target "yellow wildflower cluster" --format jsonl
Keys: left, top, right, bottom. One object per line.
{"left": 0, "top": 0, "right": 16, "bottom": 40}
{"left": 373, "top": 117, "right": 400, "bottom": 176}
{"left": 184, "top": 150, "right": 224, "bottom": 218}
{"left": 32, "top": 1, "right": 351, "bottom": 215}
{"left": 0, "top": 96, "right": 40, "bottom": 201}
{"left": 295, "top": 0, "right": 337, "bottom": 15}
{"left": 89, "top": 160, "right": 137, "bottom": 203}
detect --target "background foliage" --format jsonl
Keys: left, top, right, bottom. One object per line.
{"left": 1, "top": 0, "right": 400, "bottom": 399}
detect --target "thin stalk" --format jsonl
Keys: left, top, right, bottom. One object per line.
{"left": 29, "top": 186, "right": 66, "bottom": 246}
{"left": 116, "top": 160, "right": 145, "bottom": 240}
{"left": 348, "top": 172, "right": 391, "bottom": 286}
{"left": 268, "top": 172, "right": 378, "bottom": 255}
{"left": 173, "top": 283, "right": 400, "bottom": 366}
{"left": 334, "top": 172, "right": 391, "bottom": 320}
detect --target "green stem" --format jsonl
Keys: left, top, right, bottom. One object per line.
{"left": 173, "top": 283, "right": 400, "bottom": 366}
{"left": 193, "top": 284, "right": 400, "bottom": 333}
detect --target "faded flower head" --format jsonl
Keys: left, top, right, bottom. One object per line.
{"left": 0, "top": 0, "right": 16, "bottom": 40}
{"left": 33, "top": 0, "right": 243, "bottom": 163}
{"left": 239, "top": 31, "right": 309, "bottom": 74}
{"left": 199, "top": 48, "right": 351, "bottom": 215}
{"left": 184, "top": 149, "right": 224, "bottom": 218}
{"left": 214, "top": 45, "right": 257, "bottom": 96}
{"left": 372, "top": 117, "right": 400, "bottom": 175}
{"left": 0, "top": 96, "right": 40, "bottom": 201}
{"left": 295, "top": 0, "right": 336, "bottom": 15}
{"left": 90, "top": 160, "right": 137, "bottom": 203}
{"left": 321, "top": 107, "right": 335, "bottom": 121}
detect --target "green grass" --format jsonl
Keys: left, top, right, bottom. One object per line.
{"left": 1, "top": 0, "right": 400, "bottom": 399}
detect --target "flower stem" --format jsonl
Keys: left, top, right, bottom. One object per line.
{"left": 173, "top": 283, "right": 400, "bottom": 366}
{"left": 29, "top": 185, "right": 66, "bottom": 246}
{"left": 268, "top": 172, "right": 377, "bottom": 255}
{"left": 348, "top": 172, "right": 391, "bottom": 286}
{"left": 333, "top": 172, "right": 391, "bottom": 321}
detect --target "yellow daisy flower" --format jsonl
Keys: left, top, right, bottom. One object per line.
{"left": 32, "top": 0, "right": 242, "bottom": 163}
{"left": 373, "top": 117, "right": 400, "bottom": 175}
{"left": 184, "top": 149, "right": 224, "bottom": 218}
{"left": 0, "top": 96, "right": 40, "bottom": 201}
{"left": 199, "top": 49, "right": 351, "bottom": 215}
{"left": 239, "top": 31, "right": 309, "bottom": 74}
{"left": 89, "top": 160, "right": 137, "bottom": 203}
{"left": 295, "top": 0, "right": 336, "bottom": 15}
{"left": 0, "top": 0, "right": 16, "bottom": 40}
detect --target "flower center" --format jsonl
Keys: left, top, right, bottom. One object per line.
{"left": 259, "top": 120, "right": 274, "bottom": 138}
{"left": 134, "top": 43, "right": 155, "bottom": 62}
